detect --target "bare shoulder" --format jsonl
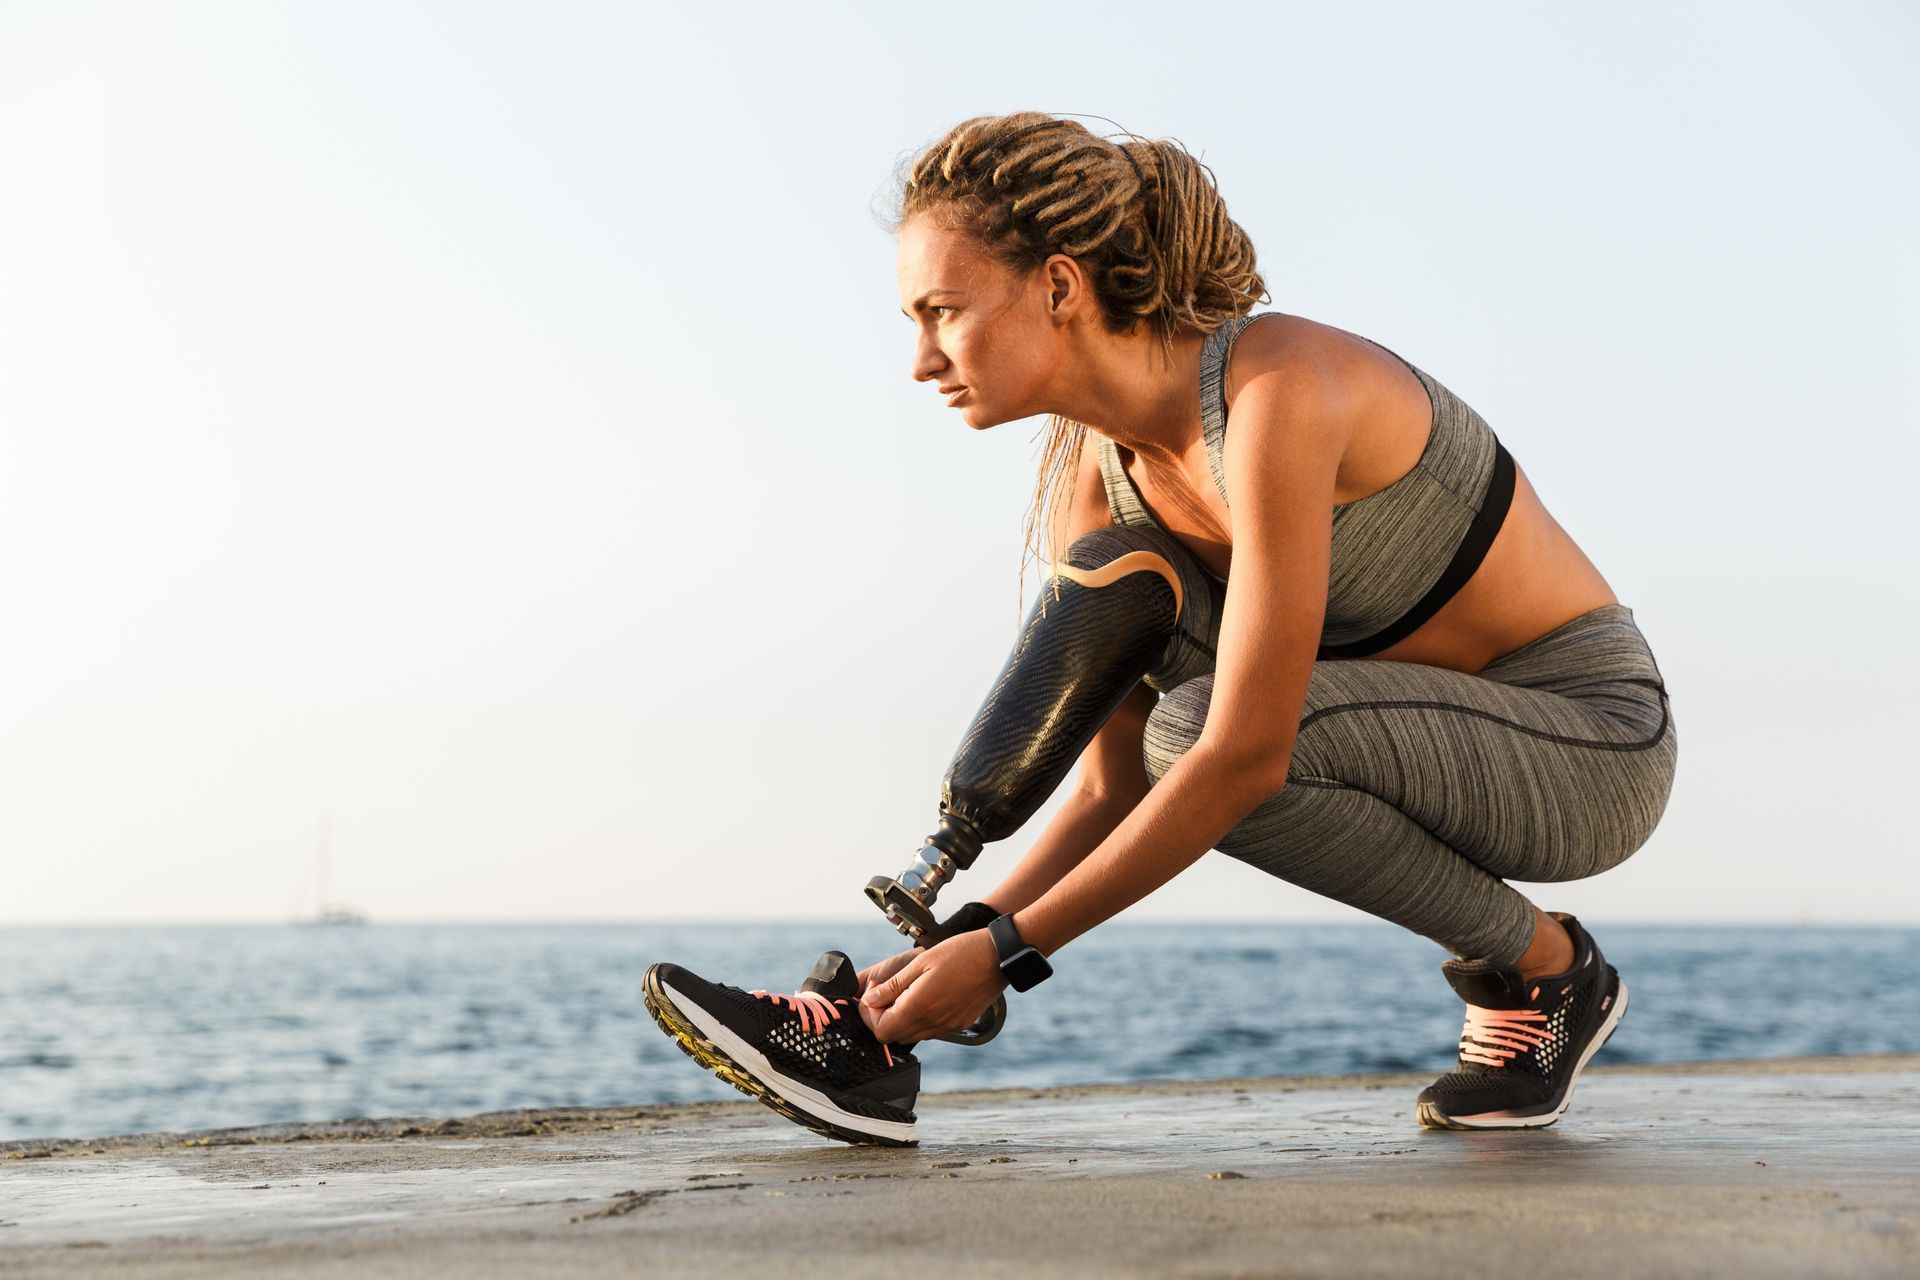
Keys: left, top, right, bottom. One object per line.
{"left": 1224, "top": 313, "right": 1372, "bottom": 412}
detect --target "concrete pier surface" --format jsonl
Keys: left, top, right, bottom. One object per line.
{"left": 3, "top": 1055, "right": 1915, "bottom": 1279}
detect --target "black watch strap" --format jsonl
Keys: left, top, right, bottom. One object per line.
{"left": 987, "top": 913, "right": 1054, "bottom": 993}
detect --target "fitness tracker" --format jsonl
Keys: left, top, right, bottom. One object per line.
{"left": 987, "top": 913, "right": 1054, "bottom": 992}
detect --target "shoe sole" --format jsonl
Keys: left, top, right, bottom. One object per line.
{"left": 641, "top": 965, "right": 919, "bottom": 1148}
{"left": 1417, "top": 975, "right": 1630, "bottom": 1132}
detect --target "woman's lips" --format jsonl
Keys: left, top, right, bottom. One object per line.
{"left": 941, "top": 385, "right": 968, "bottom": 405}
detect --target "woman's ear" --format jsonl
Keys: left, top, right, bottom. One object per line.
{"left": 1042, "top": 253, "right": 1087, "bottom": 326}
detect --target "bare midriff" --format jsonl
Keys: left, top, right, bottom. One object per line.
{"left": 1110, "top": 315, "right": 1618, "bottom": 676}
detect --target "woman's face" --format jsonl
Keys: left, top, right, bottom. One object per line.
{"left": 896, "top": 215, "right": 1061, "bottom": 430}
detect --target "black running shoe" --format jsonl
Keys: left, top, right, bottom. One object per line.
{"left": 642, "top": 949, "right": 921, "bottom": 1147}
{"left": 1416, "top": 912, "right": 1628, "bottom": 1130}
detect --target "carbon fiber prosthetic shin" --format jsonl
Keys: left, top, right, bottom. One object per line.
{"left": 866, "top": 524, "right": 1224, "bottom": 946}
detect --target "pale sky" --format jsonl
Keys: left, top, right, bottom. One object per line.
{"left": 2, "top": 2, "right": 1914, "bottom": 926}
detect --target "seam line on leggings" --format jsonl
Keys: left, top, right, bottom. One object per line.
{"left": 1288, "top": 776, "right": 1358, "bottom": 791}
{"left": 1156, "top": 629, "right": 1217, "bottom": 680}
{"left": 1297, "top": 687, "right": 1671, "bottom": 753}
{"left": 1179, "top": 629, "right": 1217, "bottom": 661}
{"left": 1489, "top": 675, "right": 1668, "bottom": 699}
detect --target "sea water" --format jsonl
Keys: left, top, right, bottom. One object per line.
{"left": 2, "top": 921, "right": 1915, "bottom": 1142}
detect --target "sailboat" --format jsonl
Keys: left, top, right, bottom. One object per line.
{"left": 302, "top": 816, "right": 368, "bottom": 926}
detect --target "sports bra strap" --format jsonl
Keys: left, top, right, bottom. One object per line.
{"left": 1199, "top": 315, "right": 1260, "bottom": 505}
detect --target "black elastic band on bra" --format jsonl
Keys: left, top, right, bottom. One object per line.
{"left": 1316, "top": 439, "right": 1516, "bottom": 660}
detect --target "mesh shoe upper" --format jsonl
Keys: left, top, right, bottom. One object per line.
{"left": 655, "top": 956, "right": 920, "bottom": 1119}
{"left": 1420, "top": 914, "right": 1618, "bottom": 1116}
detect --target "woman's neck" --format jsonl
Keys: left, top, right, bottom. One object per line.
{"left": 1047, "top": 323, "right": 1210, "bottom": 465}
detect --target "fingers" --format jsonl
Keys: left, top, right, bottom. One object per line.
{"left": 857, "top": 933, "right": 1004, "bottom": 1044}
{"left": 867, "top": 1003, "right": 903, "bottom": 1043}
{"left": 867, "top": 983, "right": 924, "bottom": 1044}
{"left": 857, "top": 948, "right": 916, "bottom": 994}
{"left": 862, "top": 952, "right": 924, "bottom": 1009}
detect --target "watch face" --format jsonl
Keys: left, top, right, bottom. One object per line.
{"left": 989, "top": 913, "right": 1053, "bottom": 991}
{"left": 1003, "top": 946, "right": 1053, "bottom": 992}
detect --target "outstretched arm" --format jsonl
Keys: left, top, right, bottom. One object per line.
{"left": 863, "top": 361, "right": 1350, "bottom": 1042}
{"left": 1013, "top": 363, "right": 1343, "bottom": 955}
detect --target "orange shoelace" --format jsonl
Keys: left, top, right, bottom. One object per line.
{"left": 748, "top": 988, "right": 894, "bottom": 1067}
{"left": 1458, "top": 1003, "right": 1555, "bottom": 1067}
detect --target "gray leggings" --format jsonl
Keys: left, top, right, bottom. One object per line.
{"left": 1102, "top": 525, "right": 1678, "bottom": 965}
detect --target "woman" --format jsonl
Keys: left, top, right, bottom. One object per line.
{"left": 642, "top": 112, "right": 1677, "bottom": 1147}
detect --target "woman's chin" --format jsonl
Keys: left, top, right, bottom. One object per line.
{"left": 957, "top": 402, "right": 1007, "bottom": 431}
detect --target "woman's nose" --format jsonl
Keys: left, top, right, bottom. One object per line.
{"left": 910, "top": 331, "right": 946, "bottom": 383}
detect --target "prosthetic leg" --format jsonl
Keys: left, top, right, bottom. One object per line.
{"left": 863, "top": 525, "right": 1213, "bottom": 1044}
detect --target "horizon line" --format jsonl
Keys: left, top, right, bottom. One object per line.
{"left": 3, "top": 916, "right": 1915, "bottom": 930}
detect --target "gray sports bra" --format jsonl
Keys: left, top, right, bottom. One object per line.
{"left": 1095, "top": 314, "right": 1515, "bottom": 657}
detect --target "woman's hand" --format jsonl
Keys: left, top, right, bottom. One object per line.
{"left": 855, "top": 947, "right": 918, "bottom": 996}
{"left": 858, "top": 929, "right": 1008, "bottom": 1044}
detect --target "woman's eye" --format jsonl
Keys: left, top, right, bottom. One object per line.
{"left": 931, "top": 305, "right": 952, "bottom": 317}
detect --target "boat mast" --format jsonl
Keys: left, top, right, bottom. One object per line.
{"left": 315, "top": 815, "right": 333, "bottom": 918}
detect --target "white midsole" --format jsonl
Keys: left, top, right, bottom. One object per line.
{"left": 661, "top": 977, "right": 918, "bottom": 1144}
{"left": 1447, "top": 977, "right": 1631, "bottom": 1130}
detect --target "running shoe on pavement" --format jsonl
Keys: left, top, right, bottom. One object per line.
{"left": 643, "top": 948, "right": 922, "bottom": 1147}
{"left": 1417, "top": 912, "right": 1628, "bottom": 1130}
